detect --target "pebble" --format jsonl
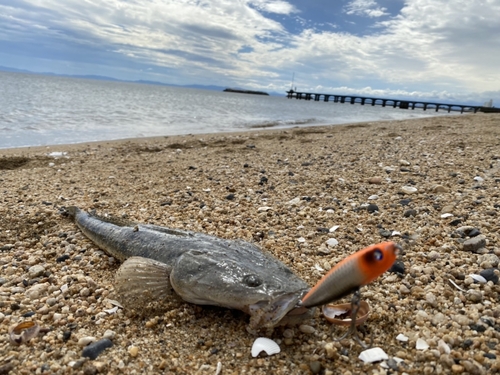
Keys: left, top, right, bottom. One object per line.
{"left": 467, "top": 290, "right": 483, "bottom": 303}
{"left": 81, "top": 339, "right": 113, "bottom": 360}
{"left": 367, "top": 203, "right": 379, "bottom": 213}
{"left": 479, "top": 268, "right": 499, "bottom": 284}
{"left": 478, "top": 254, "right": 499, "bottom": 267}
{"left": 368, "top": 176, "right": 382, "bottom": 184}
{"left": 404, "top": 209, "right": 417, "bottom": 217}
{"left": 128, "top": 345, "right": 139, "bottom": 357}
{"left": 28, "top": 265, "right": 45, "bottom": 278}
{"left": 463, "top": 235, "right": 487, "bottom": 253}
{"left": 433, "top": 185, "right": 449, "bottom": 193}
{"left": 389, "top": 260, "right": 405, "bottom": 274}
{"left": 78, "top": 336, "right": 97, "bottom": 346}
{"left": 299, "top": 324, "right": 315, "bottom": 334}
{"left": 400, "top": 186, "right": 417, "bottom": 194}
{"left": 416, "top": 338, "right": 429, "bottom": 351}
{"left": 326, "top": 238, "right": 338, "bottom": 247}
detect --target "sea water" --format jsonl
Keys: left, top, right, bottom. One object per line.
{"left": 0, "top": 71, "right": 449, "bottom": 149}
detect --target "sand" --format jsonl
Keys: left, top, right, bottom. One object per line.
{"left": 0, "top": 113, "right": 499, "bottom": 374}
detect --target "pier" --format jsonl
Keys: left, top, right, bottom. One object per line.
{"left": 286, "top": 90, "right": 493, "bottom": 114}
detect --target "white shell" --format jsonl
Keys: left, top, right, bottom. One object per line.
{"left": 438, "top": 339, "right": 451, "bottom": 354}
{"left": 257, "top": 206, "right": 272, "bottom": 212}
{"left": 287, "top": 197, "right": 301, "bottom": 205}
{"left": 441, "top": 213, "right": 454, "bottom": 218}
{"left": 368, "top": 195, "right": 379, "bottom": 200}
{"left": 326, "top": 238, "right": 339, "bottom": 247}
{"left": 474, "top": 176, "right": 484, "bottom": 182}
{"left": 358, "top": 347, "right": 388, "bottom": 363}
{"left": 297, "top": 237, "right": 306, "bottom": 243}
{"left": 251, "top": 337, "right": 281, "bottom": 357}
{"left": 469, "top": 274, "right": 487, "bottom": 284}
{"left": 416, "top": 338, "right": 429, "bottom": 351}
{"left": 396, "top": 333, "right": 409, "bottom": 342}
{"left": 400, "top": 186, "right": 418, "bottom": 194}
{"left": 329, "top": 225, "right": 339, "bottom": 233}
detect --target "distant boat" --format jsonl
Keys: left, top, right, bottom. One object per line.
{"left": 223, "top": 88, "right": 269, "bottom": 96}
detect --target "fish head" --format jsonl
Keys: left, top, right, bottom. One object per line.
{"left": 169, "top": 245, "right": 313, "bottom": 330}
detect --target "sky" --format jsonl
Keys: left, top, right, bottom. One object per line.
{"left": 1, "top": 0, "right": 499, "bottom": 104}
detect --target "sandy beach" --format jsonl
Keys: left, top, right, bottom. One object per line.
{"left": 1, "top": 113, "right": 499, "bottom": 374}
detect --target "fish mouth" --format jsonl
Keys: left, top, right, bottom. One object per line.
{"left": 247, "top": 291, "right": 313, "bottom": 332}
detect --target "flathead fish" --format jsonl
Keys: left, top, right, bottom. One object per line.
{"left": 65, "top": 206, "right": 313, "bottom": 332}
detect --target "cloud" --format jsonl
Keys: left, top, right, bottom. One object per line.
{"left": 344, "top": 0, "right": 389, "bottom": 18}
{"left": 0, "top": 0, "right": 499, "bottom": 101}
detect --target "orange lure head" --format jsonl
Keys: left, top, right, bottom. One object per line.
{"left": 356, "top": 241, "right": 400, "bottom": 285}
{"left": 299, "top": 241, "right": 400, "bottom": 308}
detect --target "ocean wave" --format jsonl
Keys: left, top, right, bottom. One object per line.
{"left": 248, "top": 118, "right": 320, "bottom": 129}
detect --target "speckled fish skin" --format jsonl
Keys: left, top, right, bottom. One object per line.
{"left": 66, "top": 206, "right": 313, "bottom": 330}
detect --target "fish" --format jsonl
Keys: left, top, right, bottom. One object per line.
{"left": 299, "top": 242, "right": 399, "bottom": 308}
{"left": 64, "top": 206, "right": 313, "bottom": 332}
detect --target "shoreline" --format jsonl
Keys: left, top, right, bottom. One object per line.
{"left": 1, "top": 114, "right": 499, "bottom": 374}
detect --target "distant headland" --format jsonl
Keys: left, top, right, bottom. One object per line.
{"left": 223, "top": 88, "right": 269, "bottom": 96}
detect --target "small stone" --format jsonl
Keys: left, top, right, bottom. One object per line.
{"left": 379, "top": 229, "right": 392, "bottom": 238}
{"left": 432, "top": 313, "right": 447, "bottom": 325}
{"left": 468, "top": 228, "right": 481, "bottom": 237}
{"left": 299, "top": 324, "right": 315, "bottom": 334}
{"left": 478, "top": 254, "right": 499, "bottom": 267}
{"left": 309, "top": 361, "right": 322, "bottom": 374}
{"left": 82, "top": 339, "right": 113, "bottom": 360}
{"left": 103, "top": 330, "right": 116, "bottom": 340}
{"left": 433, "top": 185, "right": 449, "bottom": 193}
{"left": 425, "top": 292, "right": 437, "bottom": 307}
{"left": 400, "top": 186, "right": 417, "bottom": 194}
{"left": 80, "top": 287, "right": 91, "bottom": 297}
{"left": 389, "top": 260, "right": 405, "bottom": 274}
{"left": 404, "top": 209, "right": 417, "bottom": 217}
{"left": 463, "top": 235, "right": 487, "bottom": 253}
{"left": 451, "top": 364, "right": 464, "bottom": 373}
{"left": 441, "top": 205, "right": 455, "bottom": 214}
{"left": 78, "top": 337, "right": 96, "bottom": 346}
{"left": 367, "top": 204, "right": 379, "bottom": 213}
{"left": 467, "top": 290, "right": 483, "bottom": 303}
{"left": 128, "top": 345, "right": 139, "bottom": 357}
{"left": 399, "top": 159, "right": 410, "bottom": 166}
{"left": 438, "top": 339, "right": 451, "bottom": 354}
{"left": 28, "top": 265, "right": 45, "bottom": 278}
{"left": 368, "top": 176, "right": 382, "bottom": 184}
{"left": 396, "top": 333, "right": 409, "bottom": 342}
{"left": 479, "top": 268, "right": 499, "bottom": 284}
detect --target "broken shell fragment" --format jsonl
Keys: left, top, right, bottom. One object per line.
{"left": 358, "top": 347, "right": 389, "bottom": 363}
{"left": 322, "top": 300, "right": 370, "bottom": 326}
{"left": 251, "top": 337, "right": 281, "bottom": 357}
{"left": 9, "top": 321, "right": 41, "bottom": 345}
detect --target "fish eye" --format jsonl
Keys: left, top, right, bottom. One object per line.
{"left": 243, "top": 275, "right": 262, "bottom": 287}
{"left": 373, "top": 249, "right": 383, "bottom": 261}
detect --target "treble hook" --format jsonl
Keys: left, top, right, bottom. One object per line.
{"left": 331, "top": 289, "right": 373, "bottom": 348}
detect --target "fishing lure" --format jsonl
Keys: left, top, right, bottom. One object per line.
{"left": 299, "top": 242, "right": 399, "bottom": 308}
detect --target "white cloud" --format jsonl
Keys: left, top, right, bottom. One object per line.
{"left": 344, "top": 0, "right": 389, "bottom": 18}
{"left": 1, "top": 0, "right": 499, "bottom": 100}
{"left": 248, "top": 0, "right": 298, "bottom": 14}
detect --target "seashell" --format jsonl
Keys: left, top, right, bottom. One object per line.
{"left": 441, "top": 213, "right": 453, "bottom": 218}
{"left": 396, "top": 333, "right": 409, "bottom": 342}
{"left": 358, "top": 347, "right": 388, "bottom": 363}
{"left": 474, "top": 176, "right": 484, "bottom": 182}
{"left": 469, "top": 274, "right": 487, "bottom": 284}
{"left": 326, "top": 238, "right": 339, "bottom": 247}
{"left": 416, "top": 338, "right": 429, "bottom": 351}
{"left": 251, "top": 337, "right": 281, "bottom": 357}
{"left": 9, "top": 321, "right": 40, "bottom": 345}
{"left": 400, "top": 186, "right": 417, "bottom": 194}
{"left": 257, "top": 206, "right": 272, "bottom": 212}
{"left": 368, "top": 195, "right": 379, "bottom": 200}
{"left": 322, "top": 300, "right": 370, "bottom": 326}
{"left": 329, "top": 225, "right": 339, "bottom": 233}
{"left": 297, "top": 237, "right": 306, "bottom": 243}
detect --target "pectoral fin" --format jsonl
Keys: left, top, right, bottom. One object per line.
{"left": 114, "top": 256, "right": 176, "bottom": 307}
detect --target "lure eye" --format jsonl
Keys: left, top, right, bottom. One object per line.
{"left": 373, "top": 249, "right": 383, "bottom": 261}
{"left": 243, "top": 275, "right": 262, "bottom": 287}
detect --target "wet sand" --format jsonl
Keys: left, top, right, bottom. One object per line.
{"left": 1, "top": 114, "right": 500, "bottom": 374}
